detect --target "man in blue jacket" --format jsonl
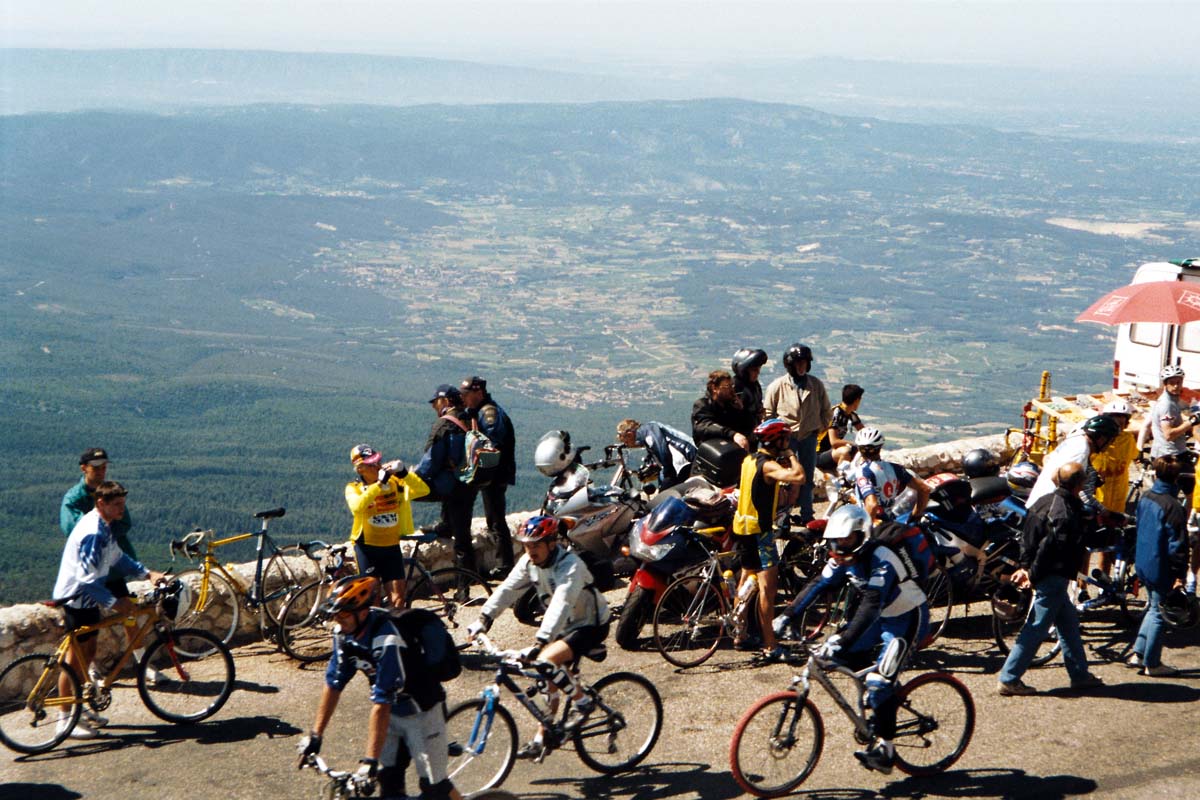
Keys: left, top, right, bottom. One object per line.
{"left": 1130, "top": 455, "right": 1189, "bottom": 677}
{"left": 416, "top": 384, "right": 478, "bottom": 575}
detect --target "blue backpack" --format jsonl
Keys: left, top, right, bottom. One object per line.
{"left": 873, "top": 521, "right": 935, "bottom": 588}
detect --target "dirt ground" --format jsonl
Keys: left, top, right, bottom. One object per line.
{"left": 5, "top": 588, "right": 1200, "bottom": 800}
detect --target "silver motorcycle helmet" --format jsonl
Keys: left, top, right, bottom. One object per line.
{"left": 535, "top": 430, "right": 574, "bottom": 477}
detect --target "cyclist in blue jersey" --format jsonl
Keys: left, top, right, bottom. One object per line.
{"left": 297, "top": 575, "right": 464, "bottom": 800}
{"left": 617, "top": 418, "right": 697, "bottom": 489}
{"left": 852, "top": 427, "right": 931, "bottom": 523}
{"left": 772, "top": 504, "right": 930, "bottom": 774}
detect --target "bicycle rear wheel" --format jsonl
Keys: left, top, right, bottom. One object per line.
{"left": 138, "top": 628, "right": 235, "bottom": 723}
{"left": 924, "top": 569, "right": 957, "bottom": 644}
{"left": 406, "top": 567, "right": 493, "bottom": 649}
{"left": 992, "top": 608, "right": 1061, "bottom": 667}
{"left": 892, "top": 672, "right": 975, "bottom": 776}
{"left": 653, "top": 574, "right": 728, "bottom": 668}
{"left": 174, "top": 568, "right": 239, "bottom": 648}
{"left": 259, "top": 546, "right": 317, "bottom": 639}
{"left": 0, "top": 654, "right": 82, "bottom": 754}
{"left": 444, "top": 697, "right": 517, "bottom": 795}
{"left": 729, "top": 691, "right": 824, "bottom": 798}
{"left": 573, "top": 671, "right": 663, "bottom": 774}
{"left": 277, "top": 580, "right": 334, "bottom": 663}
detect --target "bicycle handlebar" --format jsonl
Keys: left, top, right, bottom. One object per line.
{"left": 300, "top": 754, "right": 373, "bottom": 795}
{"left": 169, "top": 529, "right": 208, "bottom": 561}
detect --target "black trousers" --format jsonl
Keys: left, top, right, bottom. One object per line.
{"left": 481, "top": 481, "right": 514, "bottom": 567}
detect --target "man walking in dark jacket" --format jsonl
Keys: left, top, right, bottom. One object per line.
{"left": 1130, "top": 455, "right": 1189, "bottom": 676}
{"left": 460, "top": 376, "right": 517, "bottom": 579}
{"left": 997, "top": 461, "right": 1104, "bottom": 696}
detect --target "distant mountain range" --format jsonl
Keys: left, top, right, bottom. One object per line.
{"left": 3, "top": 48, "right": 1198, "bottom": 142}
{"left": 2, "top": 92, "right": 1199, "bottom": 604}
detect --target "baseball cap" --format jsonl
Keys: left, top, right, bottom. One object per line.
{"left": 79, "top": 448, "right": 109, "bottom": 466}
{"left": 460, "top": 376, "right": 487, "bottom": 392}
{"left": 350, "top": 444, "right": 382, "bottom": 466}
{"left": 429, "top": 384, "right": 461, "bottom": 403}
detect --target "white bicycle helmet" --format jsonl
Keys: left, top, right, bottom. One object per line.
{"left": 823, "top": 505, "right": 871, "bottom": 561}
{"left": 1102, "top": 399, "right": 1135, "bottom": 417}
{"left": 534, "top": 430, "right": 574, "bottom": 477}
{"left": 1161, "top": 364, "right": 1186, "bottom": 381}
{"left": 854, "top": 426, "right": 885, "bottom": 448}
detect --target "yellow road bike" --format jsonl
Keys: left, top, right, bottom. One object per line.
{"left": 170, "top": 507, "right": 322, "bottom": 648}
{"left": 0, "top": 580, "right": 235, "bottom": 754}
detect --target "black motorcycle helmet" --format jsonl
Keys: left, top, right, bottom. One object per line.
{"left": 962, "top": 448, "right": 1000, "bottom": 479}
{"left": 782, "top": 343, "right": 813, "bottom": 375}
{"left": 1160, "top": 588, "right": 1200, "bottom": 629}
{"left": 731, "top": 348, "right": 768, "bottom": 380}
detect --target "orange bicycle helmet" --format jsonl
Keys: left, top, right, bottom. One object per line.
{"left": 322, "top": 575, "right": 379, "bottom": 615}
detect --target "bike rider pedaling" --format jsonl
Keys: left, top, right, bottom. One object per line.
{"left": 772, "top": 504, "right": 930, "bottom": 774}
{"left": 297, "top": 576, "right": 463, "bottom": 800}
{"left": 467, "top": 515, "right": 612, "bottom": 760}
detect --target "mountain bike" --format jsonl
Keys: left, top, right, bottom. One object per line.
{"left": 276, "top": 531, "right": 493, "bottom": 662}
{"left": 650, "top": 534, "right": 763, "bottom": 667}
{"left": 169, "top": 507, "right": 323, "bottom": 649}
{"left": 729, "top": 650, "right": 974, "bottom": 797}
{"left": 0, "top": 580, "right": 235, "bottom": 754}
{"left": 443, "top": 633, "right": 663, "bottom": 795}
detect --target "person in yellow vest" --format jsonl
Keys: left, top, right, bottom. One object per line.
{"left": 1083, "top": 402, "right": 1141, "bottom": 601}
{"left": 733, "top": 418, "right": 809, "bottom": 662}
{"left": 346, "top": 444, "right": 431, "bottom": 607}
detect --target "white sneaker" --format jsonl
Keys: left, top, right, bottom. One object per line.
{"left": 1144, "top": 663, "right": 1180, "bottom": 677}
{"left": 144, "top": 665, "right": 162, "bottom": 686}
{"left": 87, "top": 662, "right": 104, "bottom": 685}
{"left": 57, "top": 716, "right": 99, "bottom": 740}
{"left": 80, "top": 707, "right": 108, "bottom": 727}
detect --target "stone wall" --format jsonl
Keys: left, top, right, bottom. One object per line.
{"left": 0, "top": 435, "right": 1012, "bottom": 666}
{"left": 0, "top": 509, "right": 529, "bottom": 669}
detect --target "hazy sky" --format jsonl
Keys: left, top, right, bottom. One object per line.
{"left": 4, "top": 1, "right": 1195, "bottom": 72}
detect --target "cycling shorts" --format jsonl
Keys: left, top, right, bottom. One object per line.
{"left": 562, "top": 621, "right": 612, "bottom": 663}
{"left": 735, "top": 529, "right": 778, "bottom": 572}
{"left": 63, "top": 605, "right": 102, "bottom": 643}
{"left": 383, "top": 704, "right": 449, "bottom": 785}
{"left": 354, "top": 541, "right": 407, "bottom": 583}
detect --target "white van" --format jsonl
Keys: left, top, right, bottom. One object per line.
{"left": 1112, "top": 258, "right": 1200, "bottom": 393}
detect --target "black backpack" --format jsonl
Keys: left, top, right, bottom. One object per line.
{"left": 391, "top": 607, "right": 462, "bottom": 684}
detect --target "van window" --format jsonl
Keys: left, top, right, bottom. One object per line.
{"left": 1178, "top": 322, "right": 1200, "bottom": 353}
{"left": 1130, "top": 323, "right": 1163, "bottom": 347}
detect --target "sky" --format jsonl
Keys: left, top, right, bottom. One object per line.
{"left": 3, "top": 1, "right": 1196, "bottom": 73}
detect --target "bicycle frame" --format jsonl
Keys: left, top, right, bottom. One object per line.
{"left": 791, "top": 654, "right": 876, "bottom": 743}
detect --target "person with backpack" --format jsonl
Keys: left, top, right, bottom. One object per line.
{"left": 1130, "top": 455, "right": 1189, "bottom": 677}
{"left": 772, "top": 504, "right": 930, "bottom": 775}
{"left": 852, "top": 427, "right": 931, "bottom": 524}
{"left": 460, "top": 376, "right": 518, "bottom": 579}
{"left": 416, "top": 384, "right": 480, "bottom": 575}
{"left": 466, "top": 515, "right": 611, "bottom": 761}
{"left": 296, "top": 576, "right": 464, "bottom": 800}
{"left": 345, "top": 444, "right": 430, "bottom": 608}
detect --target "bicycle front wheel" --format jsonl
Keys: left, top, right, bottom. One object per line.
{"left": 653, "top": 574, "right": 728, "bottom": 668}
{"left": 893, "top": 672, "right": 975, "bottom": 776}
{"left": 0, "top": 654, "right": 82, "bottom": 754}
{"left": 729, "top": 691, "right": 824, "bottom": 798}
{"left": 406, "top": 567, "right": 493, "bottom": 649}
{"left": 444, "top": 697, "right": 517, "bottom": 795}
{"left": 277, "top": 580, "right": 334, "bottom": 663}
{"left": 139, "top": 628, "right": 236, "bottom": 723}
{"left": 174, "top": 568, "right": 240, "bottom": 647}
{"left": 574, "top": 671, "right": 663, "bottom": 774}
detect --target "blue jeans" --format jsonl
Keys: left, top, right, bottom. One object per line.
{"left": 1133, "top": 585, "right": 1166, "bottom": 667}
{"left": 789, "top": 433, "right": 818, "bottom": 523}
{"left": 999, "top": 575, "right": 1091, "bottom": 684}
